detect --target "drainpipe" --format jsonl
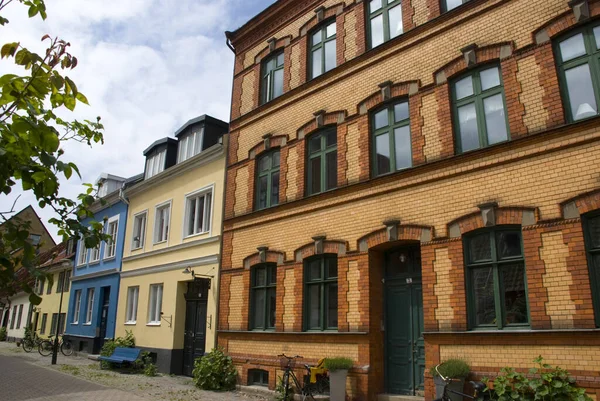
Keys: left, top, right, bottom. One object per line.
{"left": 118, "top": 187, "right": 129, "bottom": 205}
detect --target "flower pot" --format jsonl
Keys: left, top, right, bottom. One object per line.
{"left": 434, "top": 376, "right": 465, "bottom": 401}
{"left": 329, "top": 369, "right": 348, "bottom": 401}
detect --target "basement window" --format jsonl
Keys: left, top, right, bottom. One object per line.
{"left": 248, "top": 369, "right": 269, "bottom": 387}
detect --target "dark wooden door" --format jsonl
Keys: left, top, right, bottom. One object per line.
{"left": 99, "top": 287, "right": 110, "bottom": 340}
{"left": 183, "top": 280, "right": 209, "bottom": 377}
{"left": 384, "top": 245, "right": 425, "bottom": 395}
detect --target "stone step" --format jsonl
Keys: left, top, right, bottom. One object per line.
{"left": 378, "top": 394, "right": 425, "bottom": 401}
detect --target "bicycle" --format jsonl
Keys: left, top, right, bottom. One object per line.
{"left": 433, "top": 364, "right": 489, "bottom": 401}
{"left": 22, "top": 332, "right": 43, "bottom": 353}
{"left": 39, "top": 334, "right": 73, "bottom": 357}
{"left": 279, "top": 354, "right": 330, "bottom": 401}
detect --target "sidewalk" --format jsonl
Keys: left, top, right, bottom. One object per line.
{"left": 0, "top": 341, "right": 270, "bottom": 401}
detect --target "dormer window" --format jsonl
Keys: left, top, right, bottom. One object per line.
{"left": 178, "top": 128, "right": 204, "bottom": 163}
{"left": 145, "top": 150, "right": 166, "bottom": 179}
{"left": 97, "top": 184, "right": 108, "bottom": 198}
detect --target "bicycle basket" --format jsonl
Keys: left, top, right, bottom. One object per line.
{"left": 280, "top": 356, "right": 296, "bottom": 369}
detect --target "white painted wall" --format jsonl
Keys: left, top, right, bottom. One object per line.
{"left": 5, "top": 293, "right": 31, "bottom": 340}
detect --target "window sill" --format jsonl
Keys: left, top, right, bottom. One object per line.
{"left": 153, "top": 240, "right": 167, "bottom": 246}
{"left": 103, "top": 256, "right": 116, "bottom": 262}
{"left": 146, "top": 322, "right": 161, "bottom": 327}
{"left": 88, "top": 260, "right": 101, "bottom": 266}
{"left": 124, "top": 322, "right": 137, "bottom": 326}
{"left": 183, "top": 231, "right": 210, "bottom": 241}
{"left": 83, "top": 323, "right": 92, "bottom": 326}
{"left": 424, "top": 328, "right": 600, "bottom": 335}
{"left": 71, "top": 323, "right": 79, "bottom": 325}
{"left": 218, "top": 330, "right": 367, "bottom": 335}
{"left": 130, "top": 246, "right": 144, "bottom": 252}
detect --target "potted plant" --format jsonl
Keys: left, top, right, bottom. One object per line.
{"left": 431, "top": 358, "right": 470, "bottom": 401}
{"left": 324, "top": 357, "right": 353, "bottom": 401}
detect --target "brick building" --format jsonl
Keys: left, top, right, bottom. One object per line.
{"left": 218, "top": 0, "right": 600, "bottom": 399}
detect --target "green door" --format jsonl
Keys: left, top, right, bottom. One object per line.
{"left": 384, "top": 246, "right": 425, "bottom": 395}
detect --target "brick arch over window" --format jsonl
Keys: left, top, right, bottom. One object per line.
{"left": 294, "top": 239, "right": 348, "bottom": 262}
{"left": 254, "top": 36, "right": 292, "bottom": 65}
{"left": 434, "top": 42, "right": 527, "bottom": 141}
{"left": 533, "top": 3, "right": 600, "bottom": 42}
{"left": 447, "top": 206, "right": 539, "bottom": 237}
{"left": 357, "top": 224, "right": 434, "bottom": 251}
{"left": 248, "top": 135, "right": 288, "bottom": 160}
{"left": 298, "top": 4, "right": 345, "bottom": 37}
{"left": 243, "top": 249, "right": 286, "bottom": 269}
{"left": 561, "top": 189, "right": 600, "bottom": 218}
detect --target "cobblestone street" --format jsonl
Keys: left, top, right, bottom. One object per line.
{"left": 0, "top": 342, "right": 270, "bottom": 401}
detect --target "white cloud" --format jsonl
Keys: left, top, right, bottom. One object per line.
{"left": 0, "top": 0, "right": 248, "bottom": 240}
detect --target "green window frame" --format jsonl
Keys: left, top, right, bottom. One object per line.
{"left": 441, "top": 0, "right": 470, "bottom": 13}
{"left": 250, "top": 264, "right": 276, "bottom": 330}
{"left": 464, "top": 227, "right": 530, "bottom": 330}
{"left": 248, "top": 369, "right": 269, "bottom": 386}
{"left": 261, "top": 52, "right": 285, "bottom": 105}
{"left": 582, "top": 211, "right": 600, "bottom": 327}
{"left": 367, "top": 0, "right": 404, "bottom": 49}
{"left": 256, "top": 150, "right": 280, "bottom": 210}
{"left": 554, "top": 22, "right": 600, "bottom": 122}
{"left": 307, "top": 128, "right": 337, "bottom": 196}
{"left": 452, "top": 64, "right": 510, "bottom": 153}
{"left": 304, "top": 255, "right": 338, "bottom": 331}
{"left": 371, "top": 100, "right": 412, "bottom": 177}
{"left": 310, "top": 20, "right": 337, "bottom": 79}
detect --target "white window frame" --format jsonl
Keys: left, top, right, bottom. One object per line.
{"left": 131, "top": 210, "right": 148, "bottom": 250}
{"left": 85, "top": 288, "right": 95, "bottom": 325}
{"left": 72, "top": 290, "right": 82, "bottom": 324}
{"left": 178, "top": 128, "right": 205, "bottom": 163}
{"left": 104, "top": 215, "right": 119, "bottom": 260}
{"left": 77, "top": 239, "right": 87, "bottom": 266}
{"left": 147, "top": 284, "right": 163, "bottom": 325}
{"left": 145, "top": 150, "right": 166, "bottom": 179}
{"left": 154, "top": 200, "right": 172, "bottom": 244}
{"left": 125, "top": 286, "right": 139, "bottom": 324}
{"left": 89, "top": 243, "right": 101, "bottom": 264}
{"left": 182, "top": 185, "right": 214, "bottom": 239}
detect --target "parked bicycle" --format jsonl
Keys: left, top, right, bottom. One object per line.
{"left": 39, "top": 334, "right": 73, "bottom": 357}
{"left": 433, "top": 364, "right": 489, "bottom": 401}
{"left": 279, "top": 354, "right": 330, "bottom": 401}
{"left": 22, "top": 332, "right": 43, "bottom": 353}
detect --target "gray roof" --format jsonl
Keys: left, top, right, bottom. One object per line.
{"left": 174, "top": 115, "right": 229, "bottom": 138}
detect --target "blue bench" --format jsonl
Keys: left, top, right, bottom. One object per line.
{"left": 98, "top": 347, "right": 141, "bottom": 369}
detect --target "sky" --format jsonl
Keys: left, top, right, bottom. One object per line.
{"left": 0, "top": 0, "right": 276, "bottom": 241}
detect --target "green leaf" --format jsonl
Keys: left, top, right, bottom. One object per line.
{"left": 64, "top": 96, "right": 76, "bottom": 111}
{"left": 75, "top": 92, "right": 89, "bottom": 105}
{"left": 65, "top": 77, "right": 78, "bottom": 96}
{"left": 1, "top": 42, "right": 19, "bottom": 58}
{"left": 32, "top": 171, "right": 46, "bottom": 183}
{"left": 0, "top": 16, "right": 9, "bottom": 26}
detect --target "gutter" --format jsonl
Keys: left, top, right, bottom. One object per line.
{"left": 225, "top": 31, "right": 236, "bottom": 53}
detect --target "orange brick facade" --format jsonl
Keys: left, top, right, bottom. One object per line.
{"left": 221, "top": 0, "right": 600, "bottom": 400}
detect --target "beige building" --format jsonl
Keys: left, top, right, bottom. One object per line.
{"left": 115, "top": 115, "right": 228, "bottom": 375}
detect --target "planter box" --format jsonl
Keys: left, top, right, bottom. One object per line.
{"left": 434, "top": 376, "right": 465, "bottom": 401}
{"left": 329, "top": 370, "right": 348, "bottom": 401}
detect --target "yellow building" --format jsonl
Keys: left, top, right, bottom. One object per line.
{"left": 115, "top": 115, "right": 228, "bottom": 375}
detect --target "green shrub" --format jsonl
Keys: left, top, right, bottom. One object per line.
{"left": 192, "top": 347, "right": 237, "bottom": 391}
{"left": 275, "top": 375, "right": 294, "bottom": 401}
{"left": 324, "top": 357, "right": 353, "bottom": 372}
{"left": 430, "top": 358, "right": 470, "bottom": 379}
{"left": 483, "top": 356, "right": 592, "bottom": 401}
{"left": 0, "top": 327, "right": 7, "bottom": 341}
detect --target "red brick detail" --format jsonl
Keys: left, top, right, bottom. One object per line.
{"left": 298, "top": 35, "right": 308, "bottom": 86}
{"left": 241, "top": 270, "right": 251, "bottom": 331}
{"left": 254, "top": 36, "right": 291, "bottom": 65}
{"left": 279, "top": 146, "right": 289, "bottom": 204}
{"left": 448, "top": 207, "right": 537, "bottom": 236}
{"left": 358, "top": 225, "right": 433, "bottom": 250}
{"left": 224, "top": 168, "right": 238, "bottom": 220}
{"left": 252, "top": 64, "right": 261, "bottom": 111}
{"left": 283, "top": 45, "right": 292, "bottom": 94}
{"left": 336, "top": 13, "right": 345, "bottom": 67}
{"left": 275, "top": 264, "right": 286, "bottom": 332}
{"left": 298, "top": 110, "right": 347, "bottom": 138}
{"left": 421, "top": 242, "right": 441, "bottom": 332}
{"left": 410, "top": 93, "right": 426, "bottom": 166}
{"left": 228, "top": 130, "right": 240, "bottom": 165}
{"left": 571, "top": 189, "right": 600, "bottom": 215}
{"left": 435, "top": 43, "right": 510, "bottom": 82}
{"left": 298, "top": 4, "right": 344, "bottom": 38}
{"left": 337, "top": 123, "right": 349, "bottom": 187}
{"left": 355, "top": 1, "right": 367, "bottom": 56}
{"left": 234, "top": 53, "right": 245, "bottom": 76}
{"left": 293, "top": 262, "right": 304, "bottom": 332}
{"left": 231, "top": 77, "right": 243, "bottom": 121}
{"left": 219, "top": 274, "right": 231, "bottom": 330}
{"left": 222, "top": 231, "right": 234, "bottom": 270}
{"left": 536, "top": 43, "right": 565, "bottom": 128}
{"left": 357, "top": 81, "right": 418, "bottom": 113}
{"left": 537, "top": 2, "right": 600, "bottom": 40}
{"left": 426, "top": 0, "right": 441, "bottom": 20}
{"left": 295, "top": 144, "right": 306, "bottom": 200}
{"left": 294, "top": 241, "right": 348, "bottom": 261}
{"left": 448, "top": 240, "right": 467, "bottom": 331}
{"left": 402, "top": 0, "right": 416, "bottom": 31}
{"left": 424, "top": 340, "right": 441, "bottom": 400}
{"left": 357, "top": 114, "right": 371, "bottom": 181}
{"left": 501, "top": 57, "right": 528, "bottom": 139}
{"left": 243, "top": 250, "right": 286, "bottom": 269}
{"left": 435, "top": 84, "right": 454, "bottom": 158}
{"left": 247, "top": 135, "right": 288, "bottom": 160}
{"left": 338, "top": 257, "right": 350, "bottom": 332}
{"left": 357, "top": 254, "right": 370, "bottom": 332}
{"left": 367, "top": 250, "right": 385, "bottom": 397}
{"left": 247, "top": 159, "right": 256, "bottom": 212}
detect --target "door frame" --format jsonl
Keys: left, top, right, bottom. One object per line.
{"left": 182, "top": 278, "right": 210, "bottom": 376}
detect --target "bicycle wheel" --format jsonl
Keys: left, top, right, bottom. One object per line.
{"left": 60, "top": 340, "right": 73, "bottom": 356}
{"left": 282, "top": 371, "right": 292, "bottom": 401}
{"left": 22, "top": 339, "right": 33, "bottom": 353}
{"left": 316, "top": 375, "right": 330, "bottom": 394}
{"left": 38, "top": 340, "right": 53, "bottom": 357}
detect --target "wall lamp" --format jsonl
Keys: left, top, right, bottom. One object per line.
{"left": 182, "top": 267, "right": 214, "bottom": 289}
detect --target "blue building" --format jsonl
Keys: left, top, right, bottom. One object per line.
{"left": 65, "top": 173, "right": 141, "bottom": 353}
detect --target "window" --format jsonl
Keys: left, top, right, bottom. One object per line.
{"left": 583, "top": 211, "right": 600, "bottom": 326}
{"left": 29, "top": 234, "right": 41, "bottom": 246}
{"left": 441, "top": 0, "right": 470, "bottom": 13}
{"left": 261, "top": 52, "right": 284, "bottom": 104}
{"left": 555, "top": 23, "right": 600, "bottom": 122}
{"left": 310, "top": 21, "right": 337, "bottom": 79}
{"left": 304, "top": 256, "right": 338, "bottom": 331}
{"left": 63, "top": 270, "right": 71, "bottom": 293}
{"left": 452, "top": 65, "right": 509, "bottom": 153}
{"left": 148, "top": 284, "right": 163, "bottom": 324}
{"left": 50, "top": 313, "right": 66, "bottom": 335}
{"left": 104, "top": 217, "right": 119, "bottom": 259}
{"left": 248, "top": 369, "right": 269, "bottom": 387}
{"left": 372, "top": 100, "right": 412, "bottom": 176}
{"left": 77, "top": 240, "right": 87, "bottom": 266}
{"left": 178, "top": 128, "right": 204, "bottom": 163}
{"left": 145, "top": 150, "right": 166, "bottom": 179}
{"left": 46, "top": 275, "right": 52, "bottom": 295}
{"left": 57, "top": 271, "right": 65, "bottom": 293}
{"left": 368, "top": 0, "right": 403, "bottom": 48}
{"left": 72, "top": 290, "right": 82, "bottom": 324}
{"left": 256, "top": 151, "right": 280, "bottom": 210}
{"left": 36, "top": 278, "right": 45, "bottom": 295}
{"left": 89, "top": 242, "right": 101, "bottom": 263}
{"left": 15, "top": 304, "right": 23, "bottom": 329}
{"left": 132, "top": 212, "right": 147, "bottom": 250}
{"left": 40, "top": 313, "right": 47, "bottom": 334}
{"left": 8, "top": 307, "right": 15, "bottom": 330}
{"left": 250, "top": 264, "right": 276, "bottom": 330}
{"left": 307, "top": 128, "right": 337, "bottom": 196}
{"left": 126, "top": 286, "right": 139, "bottom": 324}
{"left": 464, "top": 227, "right": 529, "bottom": 329}
{"left": 184, "top": 190, "right": 212, "bottom": 237}
{"left": 154, "top": 203, "right": 171, "bottom": 243}
{"left": 85, "top": 288, "right": 95, "bottom": 324}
